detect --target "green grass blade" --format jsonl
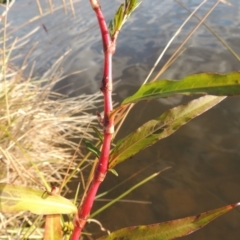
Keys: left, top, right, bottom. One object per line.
{"left": 97, "top": 203, "right": 240, "bottom": 240}
{"left": 92, "top": 126, "right": 104, "bottom": 143}
{"left": 21, "top": 215, "right": 43, "bottom": 239}
{"left": 122, "top": 72, "right": 240, "bottom": 104}
{"left": 96, "top": 164, "right": 155, "bottom": 199}
{"left": 90, "top": 171, "right": 163, "bottom": 218}
{"left": 110, "top": 96, "right": 225, "bottom": 168}
{"left": 83, "top": 139, "right": 101, "bottom": 158}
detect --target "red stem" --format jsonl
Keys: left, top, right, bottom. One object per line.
{"left": 71, "top": 1, "right": 115, "bottom": 239}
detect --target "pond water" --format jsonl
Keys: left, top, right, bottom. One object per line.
{"left": 6, "top": 0, "right": 240, "bottom": 239}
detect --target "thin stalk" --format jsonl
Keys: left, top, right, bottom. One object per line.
{"left": 21, "top": 216, "right": 43, "bottom": 239}
{"left": 144, "top": 0, "right": 206, "bottom": 84}
{"left": 35, "top": 0, "right": 43, "bottom": 15}
{"left": 176, "top": 0, "right": 240, "bottom": 62}
{"left": 60, "top": 132, "right": 92, "bottom": 193}
{"left": 79, "top": 153, "right": 99, "bottom": 206}
{"left": 152, "top": 0, "right": 222, "bottom": 81}
{"left": 61, "top": 0, "right": 68, "bottom": 14}
{"left": 8, "top": 0, "right": 80, "bottom": 36}
{"left": 96, "top": 161, "right": 156, "bottom": 199}
{"left": 90, "top": 171, "right": 165, "bottom": 218}
{"left": 0, "top": 0, "right": 15, "bottom": 23}
{"left": 71, "top": 1, "right": 115, "bottom": 238}
{"left": 77, "top": 140, "right": 104, "bottom": 207}
{"left": 70, "top": 0, "right": 76, "bottom": 17}
{"left": 2, "top": 1, "right": 10, "bottom": 126}
{"left": 47, "top": 0, "right": 54, "bottom": 13}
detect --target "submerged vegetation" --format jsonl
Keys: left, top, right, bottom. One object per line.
{"left": 0, "top": 0, "right": 240, "bottom": 239}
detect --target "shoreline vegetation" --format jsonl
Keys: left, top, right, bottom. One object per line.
{"left": 1, "top": 0, "right": 240, "bottom": 239}
{"left": 0, "top": 0, "right": 102, "bottom": 237}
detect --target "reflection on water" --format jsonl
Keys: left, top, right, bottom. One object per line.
{"left": 8, "top": 0, "right": 240, "bottom": 239}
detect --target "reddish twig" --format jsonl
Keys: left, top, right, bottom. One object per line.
{"left": 71, "top": 0, "right": 115, "bottom": 239}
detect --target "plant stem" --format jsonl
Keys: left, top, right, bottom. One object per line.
{"left": 71, "top": 1, "right": 115, "bottom": 239}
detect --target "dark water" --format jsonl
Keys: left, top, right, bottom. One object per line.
{"left": 7, "top": 0, "right": 240, "bottom": 239}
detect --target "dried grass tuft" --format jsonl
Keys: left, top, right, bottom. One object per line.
{"left": 0, "top": 75, "right": 101, "bottom": 186}
{"left": 0, "top": 0, "right": 102, "bottom": 237}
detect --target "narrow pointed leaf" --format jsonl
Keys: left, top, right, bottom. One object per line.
{"left": 92, "top": 126, "right": 103, "bottom": 143}
{"left": 91, "top": 172, "right": 160, "bottom": 218}
{"left": 122, "top": 72, "right": 240, "bottom": 104}
{"left": 108, "top": 168, "right": 118, "bottom": 176}
{"left": 116, "top": 4, "right": 124, "bottom": 29}
{"left": 44, "top": 214, "right": 62, "bottom": 240}
{"left": 108, "top": 0, "right": 141, "bottom": 38}
{"left": 97, "top": 203, "right": 240, "bottom": 240}
{"left": 0, "top": 184, "right": 77, "bottom": 214}
{"left": 83, "top": 140, "right": 101, "bottom": 158}
{"left": 124, "top": 0, "right": 141, "bottom": 18}
{"left": 110, "top": 96, "right": 225, "bottom": 168}
{"left": 108, "top": 4, "right": 124, "bottom": 36}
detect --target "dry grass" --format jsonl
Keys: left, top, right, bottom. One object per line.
{"left": 0, "top": 0, "right": 102, "bottom": 238}
{"left": 0, "top": 75, "right": 102, "bottom": 237}
{"left": 0, "top": 76, "right": 101, "bottom": 186}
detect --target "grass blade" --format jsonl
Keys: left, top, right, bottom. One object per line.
{"left": 90, "top": 170, "right": 166, "bottom": 218}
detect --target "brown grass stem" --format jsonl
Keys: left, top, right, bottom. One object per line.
{"left": 152, "top": 0, "right": 222, "bottom": 81}
{"left": 176, "top": 0, "right": 240, "bottom": 62}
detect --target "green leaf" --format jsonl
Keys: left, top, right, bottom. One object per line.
{"left": 97, "top": 203, "right": 240, "bottom": 240}
{"left": 83, "top": 140, "right": 101, "bottom": 158}
{"left": 108, "top": 0, "right": 141, "bottom": 38}
{"left": 0, "top": 184, "right": 77, "bottom": 214}
{"left": 44, "top": 214, "right": 62, "bottom": 240}
{"left": 110, "top": 95, "right": 225, "bottom": 168}
{"left": 122, "top": 72, "right": 240, "bottom": 104}
{"left": 108, "top": 4, "right": 124, "bottom": 37}
{"left": 92, "top": 126, "right": 103, "bottom": 143}
{"left": 124, "top": 0, "right": 141, "bottom": 18}
{"left": 108, "top": 168, "right": 118, "bottom": 176}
